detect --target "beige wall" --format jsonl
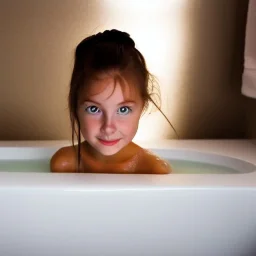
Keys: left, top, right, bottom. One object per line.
{"left": 0, "top": 0, "right": 254, "bottom": 140}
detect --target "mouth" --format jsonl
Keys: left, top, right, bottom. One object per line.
{"left": 98, "top": 138, "right": 121, "bottom": 146}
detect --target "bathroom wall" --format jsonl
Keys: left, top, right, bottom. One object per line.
{"left": 0, "top": 0, "right": 253, "bottom": 140}
{"left": 246, "top": 99, "right": 256, "bottom": 139}
{"left": 243, "top": 0, "right": 256, "bottom": 139}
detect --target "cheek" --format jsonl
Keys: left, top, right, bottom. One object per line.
{"left": 80, "top": 115, "right": 100, "bottom": 135}
{"left": 119, "top": 114, "right": 140, "bottom": 134}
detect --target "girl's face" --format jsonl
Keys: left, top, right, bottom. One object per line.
{"left": 78, "top": 75, "right": 144, "bottom": 156}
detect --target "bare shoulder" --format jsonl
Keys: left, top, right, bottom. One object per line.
{"left": 140, "top": 149, "right": 172, "bottom": 174}
{"left": 50, "top": 146, "right": 77, "bottom": 173}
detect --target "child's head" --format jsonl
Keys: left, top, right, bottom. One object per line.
{"left": 69, "top": 29, "right": 160, "bottom": 156}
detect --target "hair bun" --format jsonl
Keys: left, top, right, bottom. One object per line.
{"left": 96, "top": 29, "right": 135, "bottom": 48}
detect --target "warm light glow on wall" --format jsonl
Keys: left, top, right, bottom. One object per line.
{"left": 97, "top": 0, "right": 187, "bottom": 140}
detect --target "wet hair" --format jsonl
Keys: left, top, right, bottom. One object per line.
{"left": 68, "top": 29, "right": 178, "bottom": 169}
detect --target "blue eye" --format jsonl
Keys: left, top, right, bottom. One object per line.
{"left": 85, "top": 106, "right": 100, "bottom": 114}
{"left": 117, "top": 106, "right": 132, "bottom": 115}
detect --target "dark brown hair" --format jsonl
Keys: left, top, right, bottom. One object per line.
{"left": 68, "top": 29, "right": 178, "bottom": 169}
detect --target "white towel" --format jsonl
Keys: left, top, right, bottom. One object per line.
{"left": 242, "top": 0, "right": 256, "bottom": 99}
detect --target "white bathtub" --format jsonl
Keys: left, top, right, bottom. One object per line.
{"left": 0, "top": 140, "right": 255, "bottom": 256}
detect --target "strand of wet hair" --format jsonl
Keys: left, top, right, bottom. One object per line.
{"left": 149, "top": 97, "right": 180, "bottom": 139}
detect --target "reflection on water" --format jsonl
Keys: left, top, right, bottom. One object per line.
{"left": 0, "top": 159, "right": 241, "bottom": 174}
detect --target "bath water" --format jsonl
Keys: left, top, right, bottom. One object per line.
{"left": 0, "top": 159, "right": 240, "bottom": 174}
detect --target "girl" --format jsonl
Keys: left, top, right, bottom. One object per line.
{"left": 51, "top": 29, "right": 176, "bottom": 174}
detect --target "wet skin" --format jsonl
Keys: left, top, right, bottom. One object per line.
{"left": 50, "top": 141, "right": 171, "bottom": 174}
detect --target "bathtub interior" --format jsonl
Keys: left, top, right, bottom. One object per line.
{"left": 0, "top": 146, "right": 255, "bottom": 174}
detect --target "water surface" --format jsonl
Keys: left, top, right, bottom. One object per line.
{"left": 0, "top": 159, "right": 241, "bottom": 174}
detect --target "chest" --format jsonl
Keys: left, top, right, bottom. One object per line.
{"left": 81, "top": 154, "right": 141, "bottom": 174}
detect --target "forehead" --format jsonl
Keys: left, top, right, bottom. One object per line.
{"left": 81, "top": 72, "right": 141, "bottom": 102}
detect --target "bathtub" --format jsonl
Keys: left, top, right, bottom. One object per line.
{"left": 0, "top": 139, "right": 255, "bottom": 256}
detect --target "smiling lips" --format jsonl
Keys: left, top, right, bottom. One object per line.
{"left": 98, "top": 138, "right": 120, "bottom": 146}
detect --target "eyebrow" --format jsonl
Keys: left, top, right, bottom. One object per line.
{"left": 83, "top": 99, "right": 136, "bottom": 105}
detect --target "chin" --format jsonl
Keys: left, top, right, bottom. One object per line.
{"left": 95, "top": 141, "right": 127, "bottom": 156}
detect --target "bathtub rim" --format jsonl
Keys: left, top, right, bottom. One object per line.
{"left": 0, "top": 139, "right": 255, "bottom": 189}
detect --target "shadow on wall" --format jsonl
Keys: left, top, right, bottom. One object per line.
{"left": 245, "top": 98, "right": 256, "bottom": 139}
{"left": 174, "top": 0, "right": 249, "bottom": 139}
{"left": 232, "top": 0, "right": 256, "bottom": 140}
{"left": 240, "top": 0, "right": 256, "bottom": 139}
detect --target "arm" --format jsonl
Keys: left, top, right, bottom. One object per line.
{"left": 50, "top": 146, "right": 78, "bottom": 173}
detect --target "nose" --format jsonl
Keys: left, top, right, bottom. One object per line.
{"left": 100, "top": 114, "right": 117, "bottom": 136}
